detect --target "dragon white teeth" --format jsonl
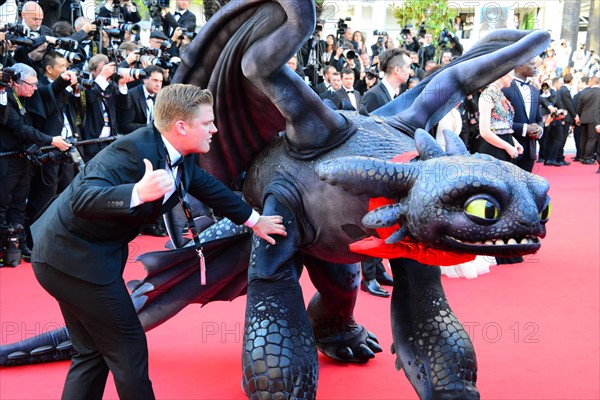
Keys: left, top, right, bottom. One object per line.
{"left": 507, "top": 238, "right": 517, "bottom": 245}
{"left": 485, "top": 240, "right": 494, "bottom": 245}
{"left": 520, "top": 238, "right": 530, "bottom": 244}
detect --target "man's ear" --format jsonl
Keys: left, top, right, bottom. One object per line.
{"left": 175, "top": 120, "right": 187, "bottom": 135}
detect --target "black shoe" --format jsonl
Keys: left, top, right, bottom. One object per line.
{"left": 376, "top": 271, "right": 394, "bottom": 286}
{"left": 143, "top": 224, "right": 168, "bottom": 237}
{"left": 544, "top": 160, "right": 561, "bottom": 166}
{"left": 21, "top": 246, "right": 31, "bottom": 263}
{"left": 596, "top": 168, "right": 600, "bottom": 174}
{"left": 572, "top": 158, "right": 581, "bottom": 162}
{"left": 558, "top": 160, "right": 571, "bottom": 166}
{"left": 581, "top": 159, "right": 595, "bottom": 165}
{"left": 360, "top": 279, "right": 390, "bottom": 297}
{"left": 536, "top": 158, "right": 545, "bottom": 163}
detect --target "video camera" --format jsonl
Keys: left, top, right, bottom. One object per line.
{"left": 0, "top": 23, "right": 34, "bottom": 47}
{"left": 373, "top": 30, "right": 387, "bottom": 46}
{"left": 178, "top": 28, "right": 195, "bottom": 41}
{"left": 23, "top": 141, "right": 85, "bottom": 171}
{"left": 438, "top": 29, "right": 453, "bottom": 48}
{"left": 0, "top": 223, "right": 23, "bottom": 267}
{"left": 400, "top": 28, "right": 411, "bottom": 42}
{"left": 0, "top": 67, "right": 19, "bottom": 87}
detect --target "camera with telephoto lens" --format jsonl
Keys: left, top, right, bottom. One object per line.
{"left": 550, "top": 109, "right": 567, "bottom": 120}
{"left": 178, "top": 28, "right": 195, "bottom": 41}
{"left": 342, "top": 47, "right": 355, "bottom": 60}
{"left": 438, "top": 29, "right": 453, "bottom": 48}
{"left": 0, "top": 223, "right": 22, "bottom": 267}
{"left": 373, "top": 30, "right": 387, "bottom": 45}
{"left": 55, "top": 48, "right": 82, "bottom": 63}
{"left": 117, "top": 67, "right": 146, "bottom": 79}
{"left": 22, "top": 141, "right": 85, "bottom": 171}
{"left": 0, "top": 66, "right": 19, "bottom": 87}
{"left": 0, "top": 23, "right": 34, "bottom": 47}
{"left": 139, "top": 46, "right": 161, "bottom": 57}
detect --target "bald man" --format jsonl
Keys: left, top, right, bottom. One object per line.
{"left": 15, "top": 2, "right": 53, "bottom": 68}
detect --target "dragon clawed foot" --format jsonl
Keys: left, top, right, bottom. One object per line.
{"left": 316, "top": 325, "right": 382, "bottom": 363}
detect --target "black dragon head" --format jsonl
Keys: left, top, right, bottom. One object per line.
{"left": 318, "top": 129, "right": 550, "bottom": 258}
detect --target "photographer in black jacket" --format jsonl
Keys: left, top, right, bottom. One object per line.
{"left": 0, "top": 63, "right": 71, "bottom": 259}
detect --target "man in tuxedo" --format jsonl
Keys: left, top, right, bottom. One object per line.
{"left": 15, "top": 2, "right": 53, "bottom": 72}
{"left": 318, "top": 70, "right": 342, "bottom": 103}
{"left": 119, "top": 66, "right": 164, "bottom": 134}
{"left": 26, "top": 52, "right": 84, "bottom": 256}
{"left": 98, "top": 0, "right": 142, "bottom": 23}
{"left": 333, "top": 68, "right": 361, "bottom": 110}
{"left": 502, "top": 58, "right": 544, "bottom": 172}
{"left": 31, "top": 84, "right": 286, "bottom": 399}
{"left": 417, "top": 33, "right": 435, "bottom": 68}
{"left": 162, "top": 0, "right": 197, "bottom": 37}
{"left": 80, "top": 54, "right": 131, "bottom": 162}
{"left": 361, "top": 48, "right": 411, "bottom": 113}
{"left": 575, "top": 76, "right": 600, "bottom": 165}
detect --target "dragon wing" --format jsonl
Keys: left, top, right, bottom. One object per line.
{"left": 172, "top": 0, "right": 286, "bottom": 186}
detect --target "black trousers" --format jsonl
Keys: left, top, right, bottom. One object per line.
{"left": 0, "top": 157, "right": 32, "bottom": 225}
{"left": 547, "top": 123, "right": 567, "bottom": 162}
{"left": 580, "top": 123, "right": 598, "bottom": 161}
{"left": 32, "top": 262, "right": 155, "bottom": 400}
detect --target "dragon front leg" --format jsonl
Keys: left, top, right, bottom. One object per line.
{"left": 390, "top": 258, "right": 479, "bottom": 400}
{"left": 304, "top": 257, "right": 382, "bottom": 362}
{"left": 242, "top": 194, "right": 318, "bottom": 399}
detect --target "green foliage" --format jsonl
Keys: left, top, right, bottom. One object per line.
{"left": 392, "top": 0, "right": 457, "bottom": 38}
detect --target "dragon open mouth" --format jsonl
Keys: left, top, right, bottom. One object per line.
{"left": 442, "top": 235, "right": 541, "bottom": 255}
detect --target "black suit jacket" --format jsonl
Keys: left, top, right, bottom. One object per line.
{"left": 119, "top": 84, "right": 151, "bottom": 134}
{"left": 0, "top": 89, "right": 53, "bottom": 152}
{"left": 558, "top": 85, "right": 576, "bottom": 125}
{"left": 576, "top": 87, "right": 600, "bottom": 125}
{"left": 163, "top": 10, "right": 197, "bottom": 36}
{"left": 334, "top": 88, "right": 361, "bottom": 111}
{"left": 31, "top": 127, "right": 253, "bottom": 284}
{"left": 81, "top": 80, "right": 130, "bottom": 141}
{"left": 502, "top": 81, "right": 543, "bottom": 161}
{"left": 98, "top": 2, "right": 142, "bottom": 23}
{"left": 361, "top": 82, "right": 392, "bottom": 113}
{"left": 32, "top": 76, "right": 83, "bottom": 138}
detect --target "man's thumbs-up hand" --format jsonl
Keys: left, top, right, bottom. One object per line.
{"left": 136, "top": 159, "right": 175, "bottom": 202}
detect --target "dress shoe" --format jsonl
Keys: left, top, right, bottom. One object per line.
{"left": 21, "top": 246, "right": 31, "bottom": 263}
{"left": 558, "top": 160, "right": 571, "bottom": 166}
{"left": 143, "top": 224, "right": 168, "bottom": 237}
{"left": 597, "top": 168, "right": 600, "bottom": 174}
{"left": 376, "top": 271, "right": 395, "bottom": 286}
{"left": 360, "top": 279, "right": 390, "bottom": 297}
{"left": 581, "top": 159, "right": 595, "bottom": 165}
{"left": 536, "top": 158, "right": 545, "bottom": 163}
{"left": 544, "top": 160, "right": 561, "bottom": 166}
{"left": 572, "top": 158, "right": 581, "bottom": 162}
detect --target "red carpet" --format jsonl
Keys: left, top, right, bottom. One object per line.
{"left": 1, "top": 161, "right": 599, "bottom": 399}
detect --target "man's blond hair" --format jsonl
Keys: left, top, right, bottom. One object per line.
{"left": 154, "top": 84, "right": 214, "bottom": 132}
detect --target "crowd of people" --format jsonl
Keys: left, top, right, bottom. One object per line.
{"left": 0, "top": 0, "right": 201, "bottom": 266}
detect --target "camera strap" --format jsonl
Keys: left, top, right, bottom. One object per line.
{"left": 12, "top": 92, "right": 26, "bottom": 116}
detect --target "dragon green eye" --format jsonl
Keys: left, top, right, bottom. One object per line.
{"left": 539, "top": 203, "right": 551, "bottom": 222}
{"left": 464, "top": 197, "right": 500, "bottom": 222}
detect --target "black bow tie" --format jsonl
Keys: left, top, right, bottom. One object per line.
{"left": 147, "top": 95, "right": 155, "bottom": 101}
{"left": 515, "top": 79, "right": 529, "bottom": 87}
{"left": 346, "top": 90, "right": 354, "bottom": 94}
{"left": 174, "top": 11, "right": 182, "bottom": 17}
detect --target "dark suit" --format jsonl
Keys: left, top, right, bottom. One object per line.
{"left": 502, "top": 81, "right": 544, "bottom": 172}
{"left": 80, "top": 80, "right": 130, "bottom": 161}
{"left": 31, "top": 126, "right": 254, "bottom": 399}
{"left": 119, "top": 84, "right": 152, "bottom": 134}
{"left": 98, "top": 2, "right": 142, "bottom": 23}
{"left": 312, "top": 81, "right": 331, "bottom": 96}
{"left": 576, "top": 86, "right": 600, "bottom": 162}
{"left": 26, "top": 76, "right": 83, "bottom": 236}
{"left": 0, "top": 88, "right": 54, "bottom": 227}
{"left": 361, "top": 82, "right": 393, "bottom": 113}
{"left": 162, "top": 9, "right": 196, "bottom": 36}
{"left": 333, "top": 87, "right": 361, "bottom": 111}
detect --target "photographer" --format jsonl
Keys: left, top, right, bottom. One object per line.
{"left": 161, "top": 0, "right": 197, "bottom": 38}
{"left": 417, "top": 33, "right": 435, "bottom": 68}
{"left": 0, "top": 63, "right": 71, "bottom": 259}
{"left": 119, "top": 65, "right": 163, "bottom": 134}
{"left": 26, "top": 53, "right": 84, "bottom": 252}
{"left": 399, "top": 28, "right": 419, "bottom": 53}
{"left": 14, "top": 2, "right": 53, "bottom": 71}
{"left": 98, "top": 0, "right": 141, "bottom": 23}
{"left": 370, "top": 30, "right": 388, "bottom": 59}
{"left": 80, "top": 54, "right": 133, "bottom": 161}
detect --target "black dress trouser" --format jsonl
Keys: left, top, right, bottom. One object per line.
{"left": 32, "top": 262, "right": 155, "bottom": 400}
